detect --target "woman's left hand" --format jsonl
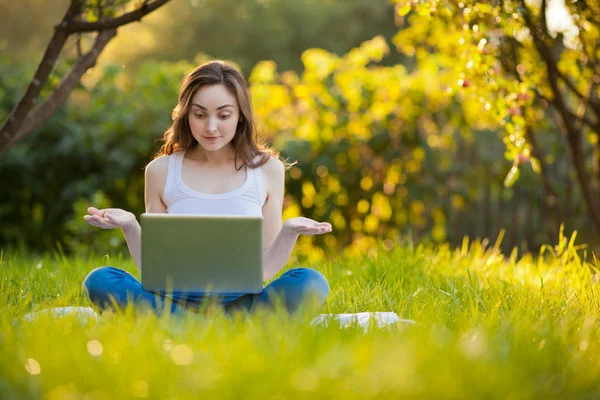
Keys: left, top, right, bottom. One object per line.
{"left": 283, "top": 217, "right": 332, "bottom": 237}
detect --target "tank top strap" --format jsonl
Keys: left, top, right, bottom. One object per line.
{"left": 162, "top": 152, "right": 180, "bottom": 205}
{"left": 251, "top": 155, "right": 267, "bottom": 207}
{"left": 166, "top": 150, "right": 266, "bottom": 205}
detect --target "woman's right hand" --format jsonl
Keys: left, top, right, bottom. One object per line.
{"left": 84, "top": 207, "right": 136, "bottom": 230}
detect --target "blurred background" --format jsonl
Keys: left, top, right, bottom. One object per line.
{"left": 0, "top": 0, "right": 598, "bottom": 260}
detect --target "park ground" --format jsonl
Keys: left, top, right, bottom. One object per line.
{"left": 1, "top": 231, "right": 600, "bottom": 399}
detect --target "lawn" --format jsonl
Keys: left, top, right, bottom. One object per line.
{"left": 1, "top": 231, "right": 599, "bottom": 399}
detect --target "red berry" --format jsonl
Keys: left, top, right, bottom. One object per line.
{"left": 516, "top": 153, "right": 529, "bottom": 164}
{"left": 509, "top": 107, "right": 522, "bottom": 116}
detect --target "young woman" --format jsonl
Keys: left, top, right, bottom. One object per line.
{"left": 82, "top": 61, "right": 331, "bottom": 315}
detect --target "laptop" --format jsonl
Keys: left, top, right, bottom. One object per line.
{"left": 140, "top": 213, "right": 264, "bottom": 294}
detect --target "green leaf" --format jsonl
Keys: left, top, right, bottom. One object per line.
{"left": 503, "top": 166, "right": 520, "bottom": 187}
{"left": 397, "top": 4, "right": 411, "bottom": 16}
{"left": 530, "top": 157, "right": 541, "bottom": 173}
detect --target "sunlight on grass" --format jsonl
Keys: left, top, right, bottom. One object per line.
{"left": 1, "top": 230, "right": 599, "bottom": 399}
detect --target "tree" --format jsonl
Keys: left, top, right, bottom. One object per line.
{"left": 392, "top": 0, "right": 600, "bottom": 236}
{"left": 0, "top": 0, "right": 171, "bottom": 156}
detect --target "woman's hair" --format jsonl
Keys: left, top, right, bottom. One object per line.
{"left": 153, "top": 60, "right": 291, "bottom": 170}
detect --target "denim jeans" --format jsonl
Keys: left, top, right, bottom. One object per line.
{"left": 83, "top": 266, "right": 330, "bottom": 315}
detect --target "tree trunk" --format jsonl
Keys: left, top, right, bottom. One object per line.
{"left": 0, "top": 0, "right": 172, "bottom": 157}
{"left": 520, "top": 0, "right": 600, "bottom": 236}
{"left": 0, "top": 2, "right": 81, "bottom": 154}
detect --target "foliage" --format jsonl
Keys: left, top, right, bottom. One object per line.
{"left": 0, "top": 31, "right": 594, "bottom": 255}
{"left": 390, "top": 0, "right": 600, "bottom": 230}
{"left": 0, "top": 56, "right": 192, "bottom": 252}
{"left": 2, "top": 0, "right": 403, "bottom": 75}
{"left": 2, "top": 0, "right": 598, "bottom": 254}
{"left": 248, "top": 35, "right": 580, "bottom": 256}
{"left": 1, "top": 234, "right": 599, "bottom": 398}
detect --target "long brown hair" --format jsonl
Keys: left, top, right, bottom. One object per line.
{"left": 154, "top": 61, "right": 290, "bottom": 171}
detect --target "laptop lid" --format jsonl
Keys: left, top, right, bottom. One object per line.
{"left": 140, "top": 213, "right": 263, "bottom": 294}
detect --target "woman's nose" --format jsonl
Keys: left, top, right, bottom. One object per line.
{"left": 205, "top": 118, "right": 218, "bottom": 133}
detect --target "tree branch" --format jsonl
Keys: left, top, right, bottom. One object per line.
{"left": 533, "top": 86, "right": 598, "bottom": 130}
{"left": 564, "top": 107, "right": 598, "bottom": 133}
{"left": 573, "top": 81, "right": 598, "bottom": 134}
{"left": 555, "top": 68, "right": 600, "bottom": 118}
{"left": 65, "top": 0, "right": 171, "bottom": 34}
{"left": 0, "top": 1, "right": 82, "bottom": 154}
{"left": 0, "top": 0, "right": 173, "bottom": 157}
{"left": 535, "top": 0, "right": 600, "bottom": 119}
{"left": 3, "top": 29, "right": 117, "bottom": 153}
{"left": 572, "top": 12, "right": 599, "bottom": 70}
{"left": 519, "top": 0, "right": 600, "bottom": 234}
{"left": 540, "top": 0, "right": 548, "bottom": 34}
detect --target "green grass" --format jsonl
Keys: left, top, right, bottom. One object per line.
{"left": 1, "top": 231, "right": 600, "bottom": 399}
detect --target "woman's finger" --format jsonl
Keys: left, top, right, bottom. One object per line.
{"left": 92, "top": 208, "right": 106, "bottom": 217}
{"left": 300, "top": 227, "right": 329, "bottom": 236}
{"left": 88, "top": 207, "right": 99, "bottom": 215}
{"left": 85, "top": 215, "right": 114, "bottom": 229}
{"left": 97, "top": 215, "right": 117, "bottom": 227}
{"left": 86, "top": 219, "right": 100, "bottom": 228}
{"left": 93, "top": 216, "right": 110, "bottom": 227}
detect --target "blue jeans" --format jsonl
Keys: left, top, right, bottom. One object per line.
{"left": 83, "top": 266, "right": 330, "bottom": 315}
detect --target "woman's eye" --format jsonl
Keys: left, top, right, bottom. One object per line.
{"left": 194, "top": 114, "right": 204, "bottom": 118}
{"left": 220, "top": 114, "right": 230, "bottom": 119}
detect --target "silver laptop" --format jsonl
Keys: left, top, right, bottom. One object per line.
{"left": 140, "top": 213, "right": 263, "bottom": 294}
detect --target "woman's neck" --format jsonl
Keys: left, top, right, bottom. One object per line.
{"left": 186, "top": 145, "right": 239, "bottom": 167}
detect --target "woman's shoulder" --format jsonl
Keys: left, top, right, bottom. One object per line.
{"left": 259, "top": 155, "right": 285, "bottom": 196}
{"left": 260, "top": 155, "right": 284, "bottom": 177}
{"left": 145, "top": 154, "right": 170, "bottom": 180}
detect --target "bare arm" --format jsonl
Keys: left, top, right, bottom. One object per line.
{"left": 263, "top": 225, "right": 298, "bottom": 280}
{"left": 260, "top": 158, "right": 331, "bottom": 280}
{"left": 122, "top": 220, "right": 142, "bottom": 271}
{"left": 84, "top": 207, "right": 142, "bottom": 271}
{"left": 85, "top": 156, "right": 167, "bottom": 272}
{"left": 135, "top": 155, "right": 169, "bottom": 271}
{"left": 260, "top": 157, "right": 286, "bottom": 280}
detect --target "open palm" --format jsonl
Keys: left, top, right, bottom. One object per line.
{"left": 84, "top": 207, "right": 135, "bottom": 230}
{"left": 283, "top": 217, "right": 332, "bottom": 236}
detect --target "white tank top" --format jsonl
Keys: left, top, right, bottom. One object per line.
{"left": 162, "top": 151, "right": 266, "bottom": 216}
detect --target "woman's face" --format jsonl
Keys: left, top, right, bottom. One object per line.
{"left": 187, "top": 84, "right": 240, "bottom": 153}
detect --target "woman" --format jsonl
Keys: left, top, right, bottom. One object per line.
{"left": 83, "top": 61, "right": 331, "bottom": 316}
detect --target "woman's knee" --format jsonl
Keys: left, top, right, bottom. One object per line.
{"left": 82, "top": 266, "right": 123, "bottom": 304}
{"left": 288, "top": 268, "right": 330, "bottom": 304}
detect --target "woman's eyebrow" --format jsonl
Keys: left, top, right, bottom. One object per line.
{"left": 191, "top": 103, "right": 234, "bottom": 111}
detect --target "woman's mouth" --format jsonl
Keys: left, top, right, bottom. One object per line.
{"left": 203, "top": 136, "right": 219, "bottom": 142}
